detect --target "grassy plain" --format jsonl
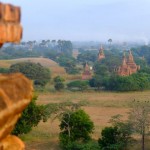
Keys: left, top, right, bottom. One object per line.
{"left": 0, "top": 57, "right": 82, "bottom": 80}
{"left": 0, "top": 57, "right": 66, "bottom": 77}
{"left": 22, "top": 90, "right": 150, "bottom": 150}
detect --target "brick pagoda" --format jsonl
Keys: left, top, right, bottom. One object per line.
{"left": 82, "top": 62, "right": 92, "bottom": 80}
{"left": 97, "top": 45, "right": 105, "bottom": 61}
{"left": 116, "top": 51, "right": 140, "bottom": 76}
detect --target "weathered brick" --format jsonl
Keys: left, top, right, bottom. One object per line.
{"left": 3, "top": 4, "right": 16, "bottom": 22}
{"left": 0, "top": 23, "right": 7, "bottom": 43}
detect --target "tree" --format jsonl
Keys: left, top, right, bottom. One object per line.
{"left": 59, "top": 109, "right": 94, "bottom": 150}
{"left": 51, "top": 40, "right": 56, "bottom": 47}
{"left": 98, "top": 115, "right": 133, "bottom": 150}
{"left": 9, "top": 62, "right": 51, "bottom": 87}
{"left": 77, "top": 50, "right": 97, "bottom": 63}
{"left": 67, "top": 80, "right": 89, "bottom": 91}
{"left": 12, "top": 96, "right": 46, "bottom": 135}
{"left": 108, "top": 39, "right": 112, "bottom": 48}
{"left": 109, "top": 115, "right": 134, "bottom": 149}
{"left": 54, "top": 76, "right": 65, "bottom": 91}
{"left": 98, "top": 126, "right": 120, "bottom": 150}
{"left": 91, "top": 63, "right": 109, "bottom": 90}
{"left": 128, "top": 101, "right": 150, "bottom": 150}
{"left": 57, "top": 56, "right": 79, "bottom": 74}
{"left": 57, "top": 40, "right": 73, "bottom": 56}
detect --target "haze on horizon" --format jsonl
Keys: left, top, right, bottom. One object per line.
{"left": 4, "top": 0, "right": 150, "bottom": 43}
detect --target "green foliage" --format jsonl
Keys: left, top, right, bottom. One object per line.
{"left": 44, "top": 50, "right": 58, "bottom": 61}
{"left": 54, "top": 75, "right": 65, "bottom": 82}
{"left": 99, "top": 51, "right": 121, "bottom": 73}
{"left": 64, "top": 140, "right": 99, "bottom": 150}
{"left": 0, "top": 68, "right": 9, "bottom": 73}
{"left": 9, "top": 62, "right": 51, "bottom": 87}
{"left": 98, "top": 118, "right": 133, "bottom": 150}
{"left": 12, "top": 98, "right": 87, "bottom": 136}
{"left": 12, "top": 96, "right": 46, "bottom": 135}
{"left": 134, "top": 57, "right": 147, "bottom": 69}
{"left": 57, "top": 40, "right": 73, "bottom": 56}
{"left": 139, "top": 66, "right": 150, "bottom": 74}
{"left": 105, "top": 73, "right": 150, "bottom": 91}
{"left": 93, "top": 63, "right": 109, "bottom": 76}
{"left": 77, "top": 50, "right": 97, "bottom": 63}
{"left": 109, "top": 115, "right": 134, "bottom": 149}
{"left": 57, "top": 56, "right": 79, "bottom": 74}
{"left": 89, "top": 75, "right": 109, "bottom": 90}
{"left": 90, "top": 63, "right": 110, "bottom": 90}
{"left": 59, "top": 109, "right": 94, "bottom": 150}
{"left": 0, "top": 40, "right": 73, "bottom": 59}
{"left": 67, "top": 80, "right": 89, "bottom": 91}
{"left": 54, "top": 76, "right": 65, "bottom": 91}
{"left": 2, "top": 46, "right": 41, "bottom": 58}
{"left": 131, "top": 45, "right": 150, "bottom": 65}
{"left": 99, "top": 126, "right": 121, "bottom": 150}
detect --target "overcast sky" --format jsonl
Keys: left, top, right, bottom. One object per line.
{"left": 3, "top": 0, "right": 150, "bottom": 42}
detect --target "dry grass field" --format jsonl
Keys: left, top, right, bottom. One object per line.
{"left": 21, "top": 90, "right": 150, "bottom": 150}
{"left": 0, "top": 57, "right": 83, "bottom": 80}
{"left": 0, "top": 57, "right": 66, "bottom": 77}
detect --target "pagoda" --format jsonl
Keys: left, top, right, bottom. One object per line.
{"left": 97, "top": 45, "right": 105, "bottom": 61}
{"left": 116, "top": 51, "right": 140, "bottom": 76}
{"left": 82, "top": 63, "right": 92, "bottom": 80}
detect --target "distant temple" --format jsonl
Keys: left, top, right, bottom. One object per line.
{"left": 82, "top": 63, "right": 92, "bottom": 80}
{"left": 116, "top": 50, "right": 140, "bottom": 76}
{"left": 97, "top": 45, "right": 105, "bottom": 61}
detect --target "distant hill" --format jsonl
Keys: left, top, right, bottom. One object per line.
{"left": 0, "top": 57, "right": 66, "bottom": 76}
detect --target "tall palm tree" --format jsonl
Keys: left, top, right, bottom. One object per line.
{"left": 51, "top": 40, "right": 56, "bottom": 47}
{"left": 108, "top": 38, "right": 112, "bottom": 48}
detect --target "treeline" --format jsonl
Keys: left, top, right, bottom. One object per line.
{"left": 104, "top": 73, "right": 150, "bottom": 91}
{"left": 1, "top": 40, "right": 73, "bottom": 60}
{"left": 132, "top": 45, "right": 150, "bottom": 65}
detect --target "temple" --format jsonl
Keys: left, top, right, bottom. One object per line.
{"left": 97, "top": 45, "right": 105, "bottom": 61}
{"left": 82, "top": 62, "right": 92, "bottom": 80}
{"left": 116, "top": 50, "right": 140, "bottom": 76}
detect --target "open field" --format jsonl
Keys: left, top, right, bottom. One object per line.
{"left": 21, "top": 90, "right": 150, "bottom": 150}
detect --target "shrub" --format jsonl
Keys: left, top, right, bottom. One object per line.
{"left": 54, "top": 76, "right": 65, "bottom": 91}
{"left": 9, "top": 62, "right": 51, "bottom": 87}
{"left": 67, "top": 80, "right": 89, "bottom": 91}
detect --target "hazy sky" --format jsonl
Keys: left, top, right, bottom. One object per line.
{"left": 3, "top": 0, "right": 150, "bottom": 42}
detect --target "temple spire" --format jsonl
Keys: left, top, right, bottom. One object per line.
{"left": 84, "top": 62, "right": 89, "bottom": 71}
{"left": 128, "top": 50, "right": 134, "bottom": 62}
{"left": 122, "top": 52, "right": 127, "bottom": 66}
{"left": 82, "top": 62, "right": 92, "bottom": 80}
{"left": 97, "top": 45, "right": 105, "bottom": 61}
